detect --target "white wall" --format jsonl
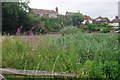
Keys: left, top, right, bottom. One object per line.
{"left": 49, "top": 14, "right": 57, "bottom": 18}
{"left": 109, "top": 23, "right": 119, "bottom": 27}
{"left": 38, "top": 13, "right": 57, "bottom": 18}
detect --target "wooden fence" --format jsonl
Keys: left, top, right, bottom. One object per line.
{"left": 0, "top": 68, "right": 79, "bottom": 79}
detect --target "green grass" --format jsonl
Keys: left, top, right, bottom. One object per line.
{"left": 2, "top": 33, "right": 119, "bottom": 79}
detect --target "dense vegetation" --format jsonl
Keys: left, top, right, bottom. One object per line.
{"left": 2, "top": 27, "right": 119, "bottom": 79}
{"left": 2, "top": 2, "right": 65, "bottom": 35}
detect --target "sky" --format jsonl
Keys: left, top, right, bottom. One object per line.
{"left": 28, "top": 0, "right": 119, "bottom": 20}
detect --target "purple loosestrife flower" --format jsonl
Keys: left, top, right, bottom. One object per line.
{"left": 30, "top": 32, "right": 34, "bottom": 36}
{"left": 63, "top": 45, "right": 66, "bottom": 49}
{"left": 48, "top": 46, "right": 50, "bottom": 48}
{"left": 20, "top": 26, "right": 22, "bottom": 29}
{"left": 45, "top": 42, "right": 47, "bottom": 47}
{"left": 36, "top": 32, "right": 37, "bottom": 35}
{"left": 24, "top": 36, "right": 26, "bottom": 40}
{"left": 24, "top": 32, "right": 26, "bottom": 34}
{"left": 35, "top": 36, "right": 37, "bottom": 39}
{"left": 39, "top": 43, "right": 41, "bottom": 46}
{"left": 17, "top": 28, "right": 20, "bottom": 33}
{"left": 32, "top": 26, "right": 35, "bottom": 30}
{"left": 51, "top": 45, "right": 53, "bottom": 48}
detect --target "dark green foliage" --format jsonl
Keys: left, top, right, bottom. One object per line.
{"left": 60, "top": 26, "right": 79, "bottom": 36}
{"left": 101, "top": 27, "right": 110, "bottom": 33}
{"left": 104, "top": 17, "right": 110, "bottom": 22}
{"left": 65, "top": 13, "right": 85, "bottom": 27}
{"left": 83, "top": 27, "right": 88, "bottom": 30}
{"left": 2, "top": 2, "right": 31, "bottom": 34}
{"left": 54, "top": 31, "right": 119, "bottom": 78}
{"left": 91, "top": 27, "right": 101, "bottom": 31}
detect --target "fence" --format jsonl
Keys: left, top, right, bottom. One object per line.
{"left": 0, "top": 68, "right": 79, "bottom": 79}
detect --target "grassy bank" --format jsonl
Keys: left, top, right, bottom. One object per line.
{"left": 2, "top": 33, "right": 119, "bottom": 79}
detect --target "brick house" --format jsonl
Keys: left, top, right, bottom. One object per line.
{"left": 109, "top": 16, "right": 120, "bottom": 27}
{"left": 30, "top": 7, "right": 59, "bottom": 18}
{"left": 93, "top": 16, "right": 108, "bottom": 24}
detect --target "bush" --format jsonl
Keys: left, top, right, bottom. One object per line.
{"left": 83, "top": 27, "right": 88, "bottom": 30}
{"left": 91, "top": 27, "right": 101, "bottom": 31}
{"left": 60, "top": 26, "right": 79, "bottom": 36}
{"left": 111, "top": 28, "right": 119, "bottom": 31}
{"left": 101, "top": 27, "right": 110, "bottom": 33}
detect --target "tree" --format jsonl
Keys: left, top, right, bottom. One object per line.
{"left": 2, "top": 1, "right": 31, "bottom": 34}
{"left": 65, "top": 13, "right": 85, "bottom": 27}
{"left": 71, "top": 13, "right": 85, "bottom": 27}
{"left": 104, "top": 17, "right": 110, "bottom": 22}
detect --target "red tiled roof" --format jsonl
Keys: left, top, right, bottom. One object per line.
{"left": 31, "top": 8, "right": 59, "bottom": 15}
{"left": 66, "top": 11, "right": 75, "bottom": 15}
{"left": 95, "top": 16, "right": 108, "bottom": 22}
{"left": 110, "top": 16, "right": 120, "bottom": 23}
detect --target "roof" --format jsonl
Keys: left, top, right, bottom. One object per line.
{"left": 66, "top": 11, "right": 75, "bottom": 15}
{"left": 31, "top": 8, "right": 59, "bottom": 15}
{"left": 110, "top": 16, "right": 120, "bottom": 23}
{"left": 95, "top": 16, "right": 108, "bottom": 22}
{"left": 84, "top": 15, "right": 92, "bottom": 21}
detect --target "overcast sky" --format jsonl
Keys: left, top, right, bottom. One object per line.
{"left": 28, "top": 0, "right": 119, "bottom": 20}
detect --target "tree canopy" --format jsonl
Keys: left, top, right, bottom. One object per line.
{"left": 65, "top": 13, "right": 85, "bottom": 27}
{"left": 2, "top": 2, "right": 31, "bottom": 34}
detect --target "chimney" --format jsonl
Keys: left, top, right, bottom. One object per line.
{"left": 56, "top": 7, "right": 58, "bottom": 13}
{"left": 116, "top": 16, "right": 118, "bottom": 18}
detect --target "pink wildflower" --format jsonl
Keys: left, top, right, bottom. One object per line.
{"left": 30, "top": 33, "right": 34, "bottom": 36}
{"left": 32, "top": 26, "right": 35, "bottom": 30}
{"left": 39, "top": 43, "right": 41, "bottom": 46}
{"left": 24, "top": 32, "right": 26, "bottom": 34}
{"left": 51, "top": 45, "right": 53, "bottom": 48}
{"left": 17, "top": 28, "right": 20, "bottom": 33}
{"left": 35, "top": 36, "right": 37, "bottom": 39}
{"left": 20, "top": 26, "right": 22, "bottom": 29}
{"left": 45, "top": 42, "right": 47, "bottom": 47}
{"left": 24, "top": 36, "right": 26, "bottom": 40}
{"left": 63, "top": 45, "right": 66, "bottom": 49}
{"left": 36, "top": 32, "right": 37, "bottom": 35}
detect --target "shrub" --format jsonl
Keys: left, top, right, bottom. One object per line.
{"left": 83, "top": 27, "right": 88, "bottom": 30}
{"left": 91, "top": 27, "right": 100, "bottom": 31}
{"left": 111, "top": 28, "right": 119, "bottom": 31}
{"left": 60, "top": 26, "right": 79, "bottom": 36}
{"left": 101, "top": 27, "right": 110, "bottom": 33}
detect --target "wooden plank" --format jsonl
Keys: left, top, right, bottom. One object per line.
{"left": 0, "top": 68, "right": 79, "bottom": 77}
{"left": 0, "top": 74, "right": 7, "bottom": 80}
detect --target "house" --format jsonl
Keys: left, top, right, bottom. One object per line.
{"left": 93, "top": 16, "right": 108, "bottom": 24}
{"left": 30, "top": 7, "right": 59, "bottom": 18}
{"left": 66, "top": 11, "right": 75, "bottom": 15}
{"left": 109, "top": 16, "right": 120, "bottom": 27}
{"left": 65, "top": 10, "right": 80, "bottom": 15}
{"left": 82, "top": 15, "right": 92, "bottom": 24}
